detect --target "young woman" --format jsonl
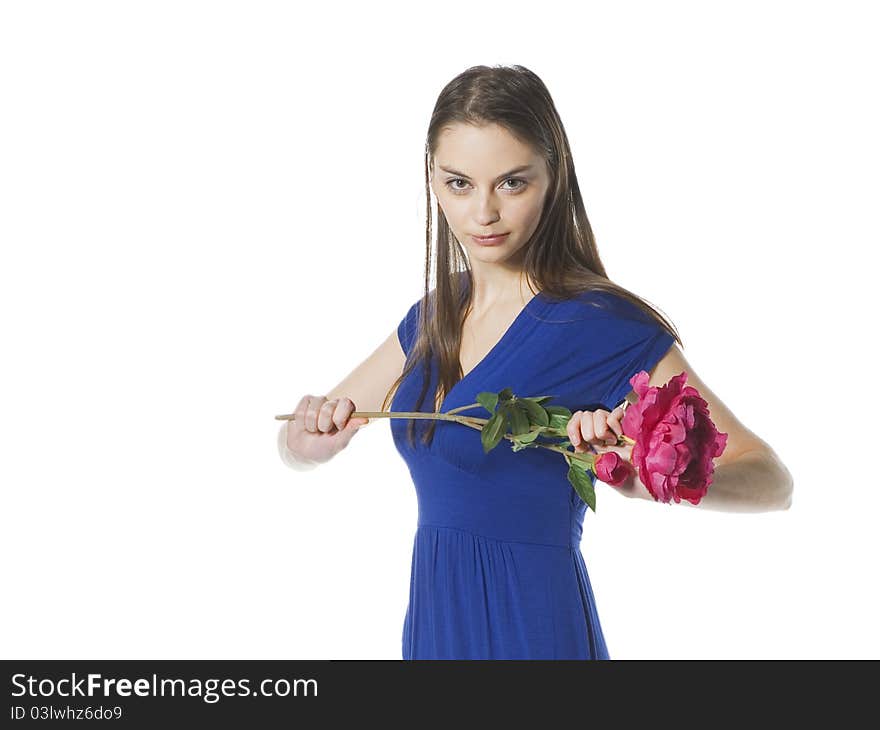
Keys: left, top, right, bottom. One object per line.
{"left": 279, "top": 65, "right": 793, "bottom": 660}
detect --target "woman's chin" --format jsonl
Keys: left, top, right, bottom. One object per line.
{"left": 465, "top": 241, "right": 512, "bottom": 258}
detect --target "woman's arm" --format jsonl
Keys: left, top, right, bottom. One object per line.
{"left": 623, "top": 447, "right": 793, "bottom": 512}
{"left": 616, "top": 343, "right": 794, "bottom": 513}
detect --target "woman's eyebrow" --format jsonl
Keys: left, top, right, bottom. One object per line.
{"left": 438, "top": 164, "right": 534, "bottom": 180}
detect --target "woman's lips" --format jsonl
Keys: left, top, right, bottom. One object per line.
{"left": 471, "top": 233, "right": 510, "bottom": 246}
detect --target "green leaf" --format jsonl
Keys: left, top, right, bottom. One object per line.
{"left": 568, "top": 463, "right": 597, "bottom": 513}
{"left": 518, "top": 399, "right": 549, "bottom": 427}
{"left": 514, "top": 429, "right": 541, "bottom": 445}
{"left": 481, "top": 411, "right": 508, "bottom": 453}
{"left": 476, "top": 391, "right": 499, "bottom": 414}
{"left": 507, "top": 403, "right": 532, "bottom": 435}
{"left": 498, "top": 387, "right": 515, "bottom": 403}
{"left": 520, "top": 394, "right": 556, "bottom": 405}
{"left": 537, "top": 404, "right": 574, "bottom": 436}
{"left": 548, "top": 412, "right": 572, "bottom": 432}
{"left": 510, "top": 425, "right": 544, "bottom": 451}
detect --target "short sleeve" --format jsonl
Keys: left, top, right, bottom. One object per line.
{"left": 397, "top": 299, "right": 421, "bottom": 357}
{"left": 591, "top": 294, "right": 676, "bottom": 411}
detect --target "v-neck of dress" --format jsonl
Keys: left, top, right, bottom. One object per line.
{"left": 442, "top": 288, "right": 548, "bottom": 409}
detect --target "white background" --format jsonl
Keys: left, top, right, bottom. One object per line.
{"left": 1, "top": 0, "right": 877, "bottom": 659}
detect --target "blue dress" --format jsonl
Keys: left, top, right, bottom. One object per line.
{"left": 391, "top": 282, "right": 676, "bottom": 660}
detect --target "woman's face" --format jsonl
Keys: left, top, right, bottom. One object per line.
{"left": 430, "top": 122, "right": 551, "bottom": 268}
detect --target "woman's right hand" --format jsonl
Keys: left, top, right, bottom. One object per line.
{"left": 284, "top": 394, "right": 370, "bottom": 465}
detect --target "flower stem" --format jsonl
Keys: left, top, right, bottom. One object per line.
{"left": 273, "top": 402, "right": 606, "bottom": 472}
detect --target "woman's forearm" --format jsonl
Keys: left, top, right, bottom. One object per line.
{"left": 631, "top": 448, "right": 793, "bottom": 513}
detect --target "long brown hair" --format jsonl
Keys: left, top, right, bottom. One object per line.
{"left": 381, "top": 64, "right": 682, "bottom": 449}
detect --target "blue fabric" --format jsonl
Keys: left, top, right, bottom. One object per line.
{"left": 392, "top": 284, "right": 675, "bottom": 659}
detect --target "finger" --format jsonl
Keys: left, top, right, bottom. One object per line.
{"left": 293, "top": 396, "right": 310, "bottom": 433}
{"left": 332, "top": 397, "right": 357, "bottom": 431}
{"left": 606, "top": 407, "right": 624, "bottom": 438}
{"left": 588, "top": 409, "right": 615, "bottom": 445}
{"left": 567, "top": 411, "right": 584, "bottom": 451}
{"left": 347, "top": 398, "right": 370, "bottom": 428}
{"left": 303, "top": 394, "right": 323, "bottom": 433}
{"left": 579, "top": 411, "right": 596, "bottom": 445}
{"left": 317, "top": 398, "right": 338, "bottom": 433}
{"left": 336, "top": 417, "right": 364, "bottom": 446}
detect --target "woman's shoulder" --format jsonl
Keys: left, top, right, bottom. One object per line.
{"left": 538, "top": 286, "right": 648, "bottom": 323}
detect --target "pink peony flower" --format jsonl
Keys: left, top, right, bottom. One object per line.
{"left": 620, "top": 370, "right": 728, "bottom": 505}
{"left": 594, "top": 451, "right": 633, "bottom": 486}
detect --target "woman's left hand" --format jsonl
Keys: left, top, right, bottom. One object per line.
{"left": 568, "top": 401, "right": 653, "bottom": 501}
{"left": 587, "top": 404, "right": 653, "bottom": 501}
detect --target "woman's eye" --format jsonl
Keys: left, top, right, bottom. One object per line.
{"left": 445, "top": 178, "right": 527, "bottom": 193}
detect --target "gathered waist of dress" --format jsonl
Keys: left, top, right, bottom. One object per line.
{"left": 407, "top": 451, "right": 587, "bottom": 548}
{"left": 415, "top": 522, "right": 583, "bottom": 550}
